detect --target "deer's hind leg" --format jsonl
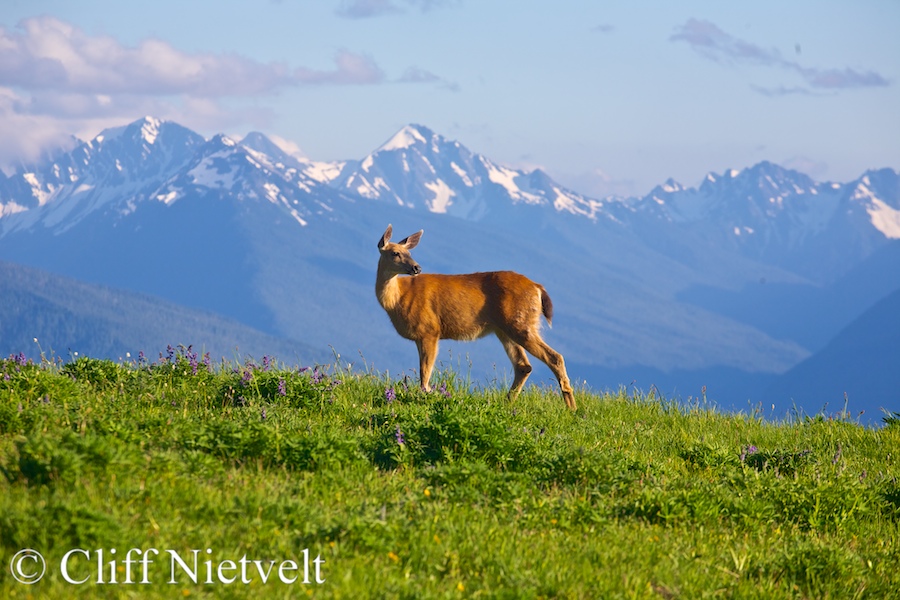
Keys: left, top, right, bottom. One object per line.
{"left": 498, "top": 332, "right": 532, "bottom": 401}
{"left": 514, "top": 333, "right": 576, "bottom": 411}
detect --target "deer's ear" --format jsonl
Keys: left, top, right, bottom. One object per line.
{"left": 400, "top": 230, "right": 423, "bottom": 250}
{"left": 378, "top": 224, "right": 393, "bottom": 249}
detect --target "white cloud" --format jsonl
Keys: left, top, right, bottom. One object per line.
{"left": 670, "top": 18, "right": 890, "bottom": 94}
{"left": 267, "top": 134, "right": 307, "bottom": 159}
{"left": 336, "top": 0, "right": 403, "bottom": 19}
{"left": 0, "top": 16, "right": 385, "bottom": 96}
{"left": 0, "top": 15, "right": 449, "bottom": 168}
{"left": 336, "top": 0, "right": 459, "bottom": 19}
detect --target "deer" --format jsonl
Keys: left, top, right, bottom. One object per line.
{"left": 375, "top": 224, "right": 576, "bottom": 410}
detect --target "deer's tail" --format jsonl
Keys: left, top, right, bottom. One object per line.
{"left": 540, "top": 286, "right": 554, "bottom": 327}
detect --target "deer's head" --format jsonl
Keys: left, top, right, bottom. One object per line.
{"left": 377, "top": 224, "right": 423, "bottom": 277}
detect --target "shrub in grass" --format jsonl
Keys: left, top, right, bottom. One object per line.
{"left": 61, "top": 356, "right": 130, "bottom": 392}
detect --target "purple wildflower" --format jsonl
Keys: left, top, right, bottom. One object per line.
{"left": 138, "top": 350, "right": 146, "bottom": 364}
{"left": 395, "top": 426, "right": 405, "bottom": 446}
{"left": 740, "top": 445, "right": 759, "bottom": 463}
{"left": 385, "top": 386, "right": 396, "bottom": 403}
{"left": 263, "top": 355, "right": 271, "bottom": 371}
{"left": 166, "top": 345, "right": 175, "bottom": 362}
{"left": 278, "top": 378, "right": 287, "bottom": 396}
{"left": 203, "top": 353, "right": 211, "bottom": 368}
{"left": 438, "top": 382, "right": 451, "bottom": 398}
{"left": 16, "top": 352, "right": 27, "bottom": 366}
{"left": 241, "top": 369, "right": 253, "bottom": 387}
{"left": 261, "top": 407, "right": 267, "bottom": 421}
{"left": 312, "top": 367, "right": 323, "bottom": 384}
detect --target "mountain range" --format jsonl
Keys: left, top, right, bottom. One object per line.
{"left": 1, "top": 116, "right": 897, "bottom": 422}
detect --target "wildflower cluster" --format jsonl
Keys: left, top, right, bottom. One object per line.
{"left": 739, "top": 445, "right": 758, "bottom": 463}
{"left": 218, "top": 358, "right": 344, "bottom": 408}
{"left": 144, "top": 344, "right": 212, "bottom": 378}
{"left": 1, "top": 353, "right": 35, "bottom": 382}
{"left": 379, "top": 378, "right": 452, "bottom": 408}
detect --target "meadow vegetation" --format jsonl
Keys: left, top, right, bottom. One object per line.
{"left": 1, "top": 346, "right": 898, "bottom": 598}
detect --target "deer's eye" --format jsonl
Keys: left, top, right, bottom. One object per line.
{"left": 392, "top": 251, "right": 401, "bottom": 258}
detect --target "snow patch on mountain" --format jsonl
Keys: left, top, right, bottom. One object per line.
{"left": 867, "top": 198, "right": 900, "bottom": 238}
{"left": 451, "top": 162, "right": 473, "bottom": 186}
{"left": 289, "top": 208, "right": 308, "bottom": 226}
{"left": 23, "top": 173, "right": 52, "bottom": 206}
{"left": 0, "top": 201, "right": 28, "bottom": 217}
{"left": 552, "top": 187, "right": 605, "bottom": 218}
{"left": 424, "top": 179, "right": 455, "bottom": 213}
{"left": 156, "top": 190, "right": 179, "bottom": 205}
{"left": 300, "top": 160, "right": 349, "bottom": 184}
{"left": 141, "top": 117, "right": 161, "bottom": 145}
{"left": 485, "top": 163, "right": 541, "bottom": 205}
{"left": 189, "top": 151, "right": 238, "bottom": 190}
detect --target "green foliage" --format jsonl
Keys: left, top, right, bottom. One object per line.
{"left": 0, "top": 351, "right": 897, "bottom": 598}
{"left": 744, "top": 447, "right": 814, "bottom": 476}
{"left": 61, "top": 356, "right": 130, "bottom": 392}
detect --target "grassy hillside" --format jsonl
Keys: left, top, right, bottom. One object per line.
{"left": 1, "top": 349, "right": 898, "bottom": 598}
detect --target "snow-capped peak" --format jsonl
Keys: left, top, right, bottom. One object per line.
{"left": 240, "top": 132, "right": 285, "bottom": 157}
{"left": 91, "top": 116, "right": 169, "bottom": 149}
{"left": 212, "top": 134, "right": 237, "bottom": 147}
{"left": 140, "top": 116, "right": 161, "bottom": 145}
{"left": 377, "top": 124, "right": 431, "bottom": 152}
{"left": 846, "top": 169, "right": 900, "bottom": 239}
{"left": 660, "top": 178, "right": 684, "bottom": 193}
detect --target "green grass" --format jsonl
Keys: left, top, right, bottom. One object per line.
{"left": 1, "top": 348, "right": 898, "bottom": 599}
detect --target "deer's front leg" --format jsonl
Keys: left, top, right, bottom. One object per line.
{"left": 415, "top": 337, "right": 439, "bottom": 392}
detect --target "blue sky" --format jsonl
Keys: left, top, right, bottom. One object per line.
{"left": 1, "top": 0, "right": 898, "bottom": 197}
